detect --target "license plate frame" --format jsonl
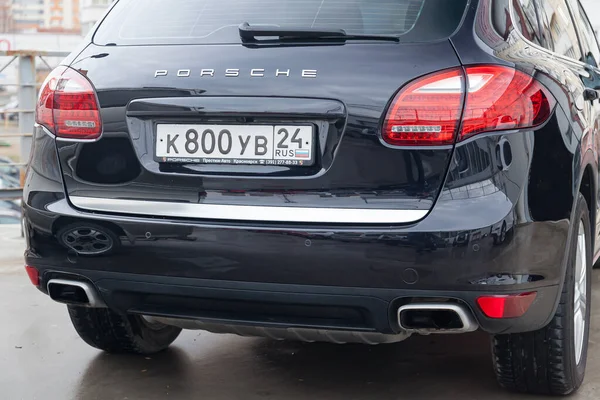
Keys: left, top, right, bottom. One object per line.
{"left": 154, "top": 123, "right": 315, "bottom": 167}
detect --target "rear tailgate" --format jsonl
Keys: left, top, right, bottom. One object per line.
{"left": 57, "top": 0, "right": 468, "bottom": 225}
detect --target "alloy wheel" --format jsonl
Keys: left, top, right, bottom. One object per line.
{"left": 573, "top": 221, "right": 587, "bottom": 365}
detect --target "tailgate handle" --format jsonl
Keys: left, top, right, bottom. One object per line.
{"left": 127, "top": 97, "right": 346, "bottom": 118}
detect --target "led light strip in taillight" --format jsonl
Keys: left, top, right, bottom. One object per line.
{"left": 36, "top": 66, "right": 102, "bottom": 140}
{"left": 382, "top": 65, "right": 556, "bottom": 146}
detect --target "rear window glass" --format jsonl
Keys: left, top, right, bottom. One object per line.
{"left": 94, "top": 0, "right": 469, "bottom": 45}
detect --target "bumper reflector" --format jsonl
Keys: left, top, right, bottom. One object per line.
{"left": 476, "top": 292, "right": 537, "bottom": 319}
{"left": 25, "top": 265, "right": 39, "bottom": 287}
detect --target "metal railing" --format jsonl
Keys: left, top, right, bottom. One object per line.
{"left": 0, "top": 50, "right": 69, "bottom": 200}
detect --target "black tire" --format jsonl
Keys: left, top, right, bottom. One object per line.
{"left": 492, "top": 194, "right": 592, "bottom": 395}
{"left": 68, "top": 306, "right": 182, "bottom": 355}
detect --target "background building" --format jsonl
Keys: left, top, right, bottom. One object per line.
{"left": 9, "top": 0, "right": 45, "bottom": 33}
{"left": 41, "top": 0, "right": 80, "bottom": 33}
{"left": 0, "top": 0, "right": 11, "bottom": 33}
{"left": 7, "top": 0, "right": 81, "bottom": 33}
{"left": 81, "top": 0, "right": 110, "bottom": 35}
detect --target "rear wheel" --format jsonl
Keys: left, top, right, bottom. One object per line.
{"left": 68, "top": 306, "right": 182, "bottom": 355}
{"left": 491, "top": 194, "right": 592, "bottom": 395}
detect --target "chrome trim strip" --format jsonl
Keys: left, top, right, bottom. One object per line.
{"left": 56, "top": 137, "right": 102, "bottom": 143}
{"left": 70, "top": 196, "right": 428, "bottom": 224}
{"left": 36, "top": 123, "right": 102, "bottom": 142}
{"left": 36, "top": 123, "right": 56, "bottom": 139}
{"left": 397, "top": 303, "right": 478, "bottom": 334}
{"left": 47, "top": 279, "right": 106, "bottom": 308}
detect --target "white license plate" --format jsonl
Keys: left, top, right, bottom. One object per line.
{"left": 155, "top": 124, "right": 314, "bottom": 166}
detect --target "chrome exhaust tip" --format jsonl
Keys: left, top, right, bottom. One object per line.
{"left": 397, "top": 303, "right": 478, "bottom": 334}
{"left": 47, "top": 279, "right": 106, "bottom": 308}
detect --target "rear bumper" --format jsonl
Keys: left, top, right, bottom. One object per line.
{"left": 25, "top": 197, "right": 567, "bottom": 335}
{"left": 34, "top": 267, "right": 560, "bottom": 335}
{"left": 25, "top": 192, "right": 570, "bottom": 287}
{"left": 23, "top": 125, "right": 576, "bottom": 336}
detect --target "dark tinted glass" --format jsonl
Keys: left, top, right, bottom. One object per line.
{"left": 535, "top": 0, "right": 583, "bottom": 60}
{"left": 514, "top": 0, "right": 542, "bottom": 45}
{"left": 570, "top": 0, "right": 600, "bottom": 65}
{"left": 94, "top": 0, "right": 468, "bottom": 45}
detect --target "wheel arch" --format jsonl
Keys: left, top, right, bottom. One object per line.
{"left": 578, "top": 153, "right": 597, "bottom": 256}
{"left": 545, "top": 153, "right": 598, "bottom": 330}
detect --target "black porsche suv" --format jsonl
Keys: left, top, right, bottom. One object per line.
{"left": 23, "top": 0, "right": 600, "bottom": 395}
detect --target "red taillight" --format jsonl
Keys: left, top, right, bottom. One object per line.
{"left": 383, "top": 68, "right": 464, "bottom": 146}
{"left": 461, "top": 66, "right": 554, "bottom": 140}
{"left": 36, "top": 66, "right": 102, "bottom": 140}
{"left": 25, "top": 265, "right": 39, "bottom": 287}
{"left": 477, "top": 292, "right": 537, "bottom": 319}
{"left": 382, "top": 65, "right": 555, "bottom": 146}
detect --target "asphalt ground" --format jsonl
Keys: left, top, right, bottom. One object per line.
{"left": 2, "top": 225, "right": 600, "bottom": 400}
